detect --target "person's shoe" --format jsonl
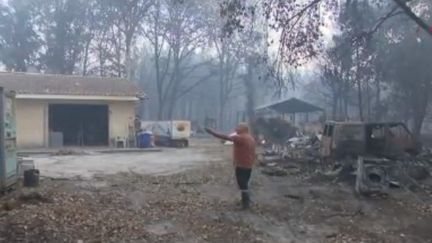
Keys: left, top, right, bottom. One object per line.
{"left": 241, "top": 192, "right": 250, "bottom": 210}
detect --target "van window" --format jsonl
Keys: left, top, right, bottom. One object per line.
{"left": 389, "top": 124, "right": 409, "bottom": 137}
{"left": 339, "top": 125, "right": 363, "bottom": 140}
{"left": 323, "top": 124, "right": 334, "bottom": 136}
{"left": 371, "top": 126, "right": 386, "bottom": 139}
{"left": 328, "top": 125, "right": 334, "bottom": 136}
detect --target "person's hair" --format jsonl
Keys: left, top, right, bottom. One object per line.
{"left": 237, "top": 123, "right": 249, "bottom": 133}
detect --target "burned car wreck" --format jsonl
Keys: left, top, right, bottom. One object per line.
{"left": 320, "top": 121, "right": 427, "bottom": 195}
{"left": 320, "top": 121, "right": 419, "bottom": 159}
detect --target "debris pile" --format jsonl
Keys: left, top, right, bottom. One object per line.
{"left": 257, "top": 120, "right": 432, "bottom": 196}
{"left": 254, "top": 117, "right": 298, "bottom": 145}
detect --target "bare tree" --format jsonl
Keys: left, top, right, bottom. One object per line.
{"left": 144, "top": 0, "right": 213, "bottom": 119}
{"left": 392, "top": 0, "right": 432, "bottom": 36}
{"left": 38, "top": 0, "right": 90, "bottom": 74}
{"left": 103, "top": 0, "right": 152, "bottom": 78}
{"left": 384, "top": 17, "right": 432, "bottom": 137}
{"left": 214, "top": 37, "right": 240, "bottom": 130}
{"left": 144, "top": 0, "right": 172, "bottom": 119}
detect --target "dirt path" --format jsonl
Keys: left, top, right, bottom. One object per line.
{"left": 33, "top": 141, "right": 220, "bottom": 179}
{"left": 1, "top": 139, "right": 431, "bottom": 242}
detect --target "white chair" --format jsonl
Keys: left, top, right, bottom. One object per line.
{"left": 115, "top": 137, "right": 127, "bottom": 148}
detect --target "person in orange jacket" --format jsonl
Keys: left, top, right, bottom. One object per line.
{"left": 206, "top": 123, "right": 256, "bottom": 209}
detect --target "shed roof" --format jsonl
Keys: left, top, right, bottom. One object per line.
{"left": 256, "top": 98, "right": 323, "bottom": 114}
{"left": 0, "top": 72, "right": 143, "bottom": 98}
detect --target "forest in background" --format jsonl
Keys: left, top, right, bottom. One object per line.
{"left": 0, "top": 0, "right": 431, "bottom": 135}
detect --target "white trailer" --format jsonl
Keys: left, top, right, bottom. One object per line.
{"left": 140, "top": 120, "right": 191, "bottom": 147}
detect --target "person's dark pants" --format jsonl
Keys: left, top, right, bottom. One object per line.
{"left": 235, "top": 167, "right": 252, "bottom": 209}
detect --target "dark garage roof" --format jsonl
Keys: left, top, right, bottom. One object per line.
{"left": 0, "top": 72, "right": 143, "bottom": 97}
{"left": 256, "top": 97, "right": 323, "bottom": 114}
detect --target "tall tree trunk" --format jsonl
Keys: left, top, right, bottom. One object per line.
{"left": 167, "top": 88, "right": 177, "bottom": 120}
{"left": 366, "top": 79, "right": 371, "bottom": 121}
{"left": 356, "top": 49, "right": 364, "bottom": 121}
{"left": 331, "top": 94, "right": 338, "bottom": 120}
{"left": 219, "top": 103, "right": 226, "bottom": 131}
{"left": 357, "top": 78, "right": 363, "bottom": 121}
{"left": 166, "top": 57, "right": 180, "bottom": 120}
{"left": 244, "top": 57, "right": 256, "bottom": 133}
{"left": 412, "top": 88, "right": 430, "bottom": 139}
{"left": 157, "top": 102, "right": 165, "bottom": 120}
{"left": 413, "top": 105, "right": 426, "bottom": 139}
{"left": 125, "top": 32, "right": 133, "bottom": 81}
{"left": 413, "top": 115, "right": 425, "bottom": 139}
{"left": 116, "top": 31, "right": 122, "bottom": 77}
{"left": 218, "top": 58, "right": 226, "bottom": 130}
{"left": 82, "top": 38, "right": 91, "bottom": 76}
{"left": 344, "top": 93, "right": 349, "bottom": 121}
{"left": 153, "top": 1, "right": 164, "bottom": 120}
{"left": 374, "top": 77, "right": 381, "bottom": 121}
{"left": 98, "top": 46, "right": 105, "bottom": 77}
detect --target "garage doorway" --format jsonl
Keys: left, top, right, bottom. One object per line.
{"left": 49, "top": 104, "right": 109, "bottom": 146}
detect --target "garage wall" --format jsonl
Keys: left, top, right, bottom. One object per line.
{"left": 15, "top": 100, "right": 47, "bottom": 148}
{"left": 15, "top": 99, "right": 137, "bottom": 148}
{"left": 109, "top": 101, "right": 135, "bottom": 143}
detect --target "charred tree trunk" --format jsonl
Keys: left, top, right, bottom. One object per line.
{"left": 413, "top": 113, "right": 425, "bottom": 139}
{"left": 374, "top": 77, "right": 381, "bottom": 121}
{"left": 356, "top": 49, "right": 364, "bottom": 121}
{"left": 331, "top": 95, "right": 338, "bottom": 120}
{"left": 366, "top": 79, "right": 371, "bottom": 121}
{"left": 412, "top": 87, "right": 430, "bottom": 139}
{"left": 244, "top": 57, "right": 257, "bottom": 133}
{"left": 344, "top": 93, "right": 349, "bottom": 121}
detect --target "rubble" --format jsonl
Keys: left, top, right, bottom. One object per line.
{"left": 355, "top": 157, "right": 392, "bottom": 195}
{"left": 258, "top": 123, "right": 432, "bottom": 197}
{"left": 407, "top": 165, "right": 430, "bottom": 180}
{"left": 261, "top": 167, "right": 289, "bottom": 177}
{"left": 254, "top": 117, "right": 298, "bottom": 145}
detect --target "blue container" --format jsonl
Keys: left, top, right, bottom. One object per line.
{"left": 137, "top": 133, "right": 152, "bottom": 148}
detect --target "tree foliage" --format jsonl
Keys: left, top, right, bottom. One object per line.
{"left": 0, "top": 0, "right": 431, "bottom": 133}
{"left": 0, "top": 0, "right": 40, "bottom": 71}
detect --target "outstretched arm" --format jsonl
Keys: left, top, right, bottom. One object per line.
{"left": 205, "top": 128, "right": 234, "bottom": 141}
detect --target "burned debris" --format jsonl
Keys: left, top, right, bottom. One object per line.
{"left": 258, "top": 119, "right": 432, "bottom": 196}
{"left": 321, "top": 121, "right": 420, "bottom": 159}
{"left": 355, "top": 157, "right": 393, "bottom": 195}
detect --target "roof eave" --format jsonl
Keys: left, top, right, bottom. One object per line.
{"left": 15, "top": 94, "right": 140, "bottom": 101}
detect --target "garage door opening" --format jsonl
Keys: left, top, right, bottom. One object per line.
{"left": 49, "top": 104, "right": 109, "bottom": 146}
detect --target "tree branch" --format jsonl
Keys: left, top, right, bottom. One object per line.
{"left": 273, "top": 0, "right": 323, "bottom": 26}
{"left": 176, "top": 72, "right": 215, "bottom": 99}
{"left": 180, "top": 60, "right": 213, "bottom": 80}
{"left": 392, "top": 0, "right": 432, "bottom": 36}
{"left": 370, "top": 6, "right": 404, "bottom": 35}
